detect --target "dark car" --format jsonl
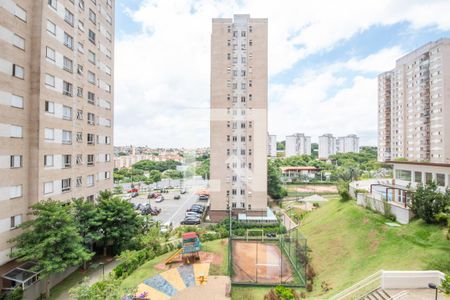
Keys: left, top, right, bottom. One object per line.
{"left": 174, "top": 194, "right": 181, "bottom": 200}
{"left": 187, "top": 207, "right": 204, "bottom": 214}
{"left": 198, "top": 195, "right": 209, "bottom": 201}
{"left": 181, "top": 218, "right": 201, "bottom": 225}
{"left": 131, "top": 192, "right": 139, "bottom": 198}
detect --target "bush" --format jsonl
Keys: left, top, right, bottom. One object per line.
{"left": 440, "top": 274, "right": 450, "bottom": 295}
{"left": 0, "top": 288, "right": 23, "bottom": 300}
{"left": 113, "top": 248, "right": 156, "bottom": 279}
{"left": 337, "top": 180, "right": 351, "bottom": 201}
{"left": 411, "top": 182, "right": 450, "bottom": 224}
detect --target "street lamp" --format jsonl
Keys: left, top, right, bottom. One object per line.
{"left": 428, "top": 282, "right": 438, "bottom": 300}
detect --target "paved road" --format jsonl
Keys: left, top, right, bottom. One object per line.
{"left": 129, "top": 179, "right": 208, "bottom": 227}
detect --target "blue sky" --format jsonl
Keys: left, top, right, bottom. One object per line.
{"left": 113, "top": 0, "right": 450, "bottom": 148}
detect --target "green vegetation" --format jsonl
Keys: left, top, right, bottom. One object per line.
{"left": 411, "top": 182, "right": 450, "bottom": 224}
{"left": 299, "top": 197, "right": 450, "bottom": 298}
{"left": 277, "top": 141, "right": 286, "bottom": 151}
{"left": 0, "top": 287, "right": 23, "bottom": 300}
{"left": 10, "top": 200, "right": 92, "bottom": 298}
{"left": 268, "top": 159, "right": 287, "bottom": 199}
{"left": 195, "top": 156, "right": 210, "bottom": 179}
{"left": 113, "top": 159, "right": 181, "bottom": 183}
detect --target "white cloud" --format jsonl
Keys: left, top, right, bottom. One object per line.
{"left": 114, "top": 0, "right": 450, "bottom": 147}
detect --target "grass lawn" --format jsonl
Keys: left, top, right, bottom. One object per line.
{"left": 299, "top": 197, "right": 450, "bottom": 299}
{"left": 231, "top": 286, "right": 272, "bottom": 300}
{"left": 202, "top": 238, "right": 229, "bottom": 276}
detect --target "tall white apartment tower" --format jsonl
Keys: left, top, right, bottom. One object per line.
{"left": 285, "top": 133, "right": 311, "bottom": 157}
{"left": 268, "top": 134, "right": 276, "bottom": 157}
{"left": 210, "top": 14, "right": 268, "bottom": 221}
{"left": 336, "top": 134, "right": 359, "bottom": 153}
{"left": 0, "top": 0, "right": 114, "bottom": 274}
{"left": 318, "top": 134, "right": 336, "bottom": 159}
{"left": 378, "top": 39, "right": 450, "bottom": 163}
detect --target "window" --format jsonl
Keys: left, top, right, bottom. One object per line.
{"left": 77, "top": 87, "right": 83, "bottom": 97}
{"left": 87, "top": 133, "right": 95, "bottom": 144}
{"left": 62, "top": 130, "right": 72, "bottom": 144}
{"left": 89, "top": 9, "right": 96, "bottom": 23}
{"left": 76, "top": 110, "right": 83, "bottom": 120}
{"left": 105, "top": 154, "right": 111, "bottom": 162}
{"left": 105, "top": 171, "right": 110, "bottom": 179}
{"left": 77, "top": 64, "right": 84, "bottom": 76}
{"left": 414, "top": 171, "right": 422, "bottom": 183}
{"left": 76, "top": 154, "right": 83, "bottom": 165}
{"left": 63, "top": 57, "right": 73, "bottom": 73}
{"left": 241, "top": 31, "right": 246, "bottom": 37}
{"left": 436, "top": 173, "right": 445, "bottom": 187}
{"left": 44, "top": 182, "right": 53, "bottom": 194}
{"left": 10, "top": 125, "right": 22, "bottom": 138}
{"left": 87, "top": 91, "right": 95, "bottom": 104}
{"left": 76, "top": 176, "right": 82, "bottom": 187}
{"left": 87, "top": 113, "right": 95, "bottom": 125}
{"left": 13, "top": 34, "right": 25, "bottom": 50}
{"left": 46, "top": 47, "right": 55, "bottom": 61}
{"left": 10, "top": 215, "right": 22, "bottom": 229}
{"left": 241, "top": 57, "right": 246, "bottom": 64}
{"left": 87, "top": 175, "right": 94, "bottom": 187}
{"left": 10, "top": 185, "right": 22, "bottom": 198}
{"left": 43, "top": 101, "right": 53, "bottom": 114}
{"left": 63, "top": 81, "right": 73, "bottom": 96}
{"left": 48, "top": 0, "right": 57, "bottom": 9}
{"left": 77, "top": 42, "right": 84, "bottom": 53}
{"left": 87, "top": 154, "right": 94, "bottom": 166}
{"left": 47, "top": 20, "right": 56, "bottom": 35}
{"left": 13, "top": 64, "right": 24, "bottom": 79}
{"left": 87, "top": 71, "right": 96, "bottom": 84}
{"left": 64, "top": 9, "right": 74, "bottom": 26}
{"left": 10, "top": 155, "right": 22, "bottom": 168}
{"left": 249, "top": 80, "right": 253, "bottom": 87}
{"left": 249, "top": 135, "right": 252, "bottom": 142}
{"left": 248, "top": 163, "right": 252, "bottom": 169}
{"left": 62, "top": 105, "right": 72, "bottom": 120}
{"left": 45, "top": 74, "right": 55, "bottom": 87}
{"left": 63, "top": 154, "right": 71, "bottom": 168}
{"left": 78, "top": 0, "right": 85, "bottom": 10}
{"left": 88, "top": 50, "right": 96, "bottom": 64}
{"left": 11, "top": 95, "right": 24, "bottom": 108}
{"left": 44, "top": 154, "right": 54, "bottom": 167}
{"left": 78, "top": 20, "right": 84, "bottom": 32}
{"left": 105, "top": 136, "right": 111, "bottom": 144}
{"left": 249, "top": 149, "right": 252, "bottom": 155}
{"left": 14, "top": 5, "right": 27, "bottom": 22}
{"left": 62, "top": 178, "right": 71, "bottom": 192}
{"left": 249, "top": 40, "right": 253, "bottom": 46}
{"left": 44, "top": 128, "right": 54, "bottom": 140}
{"left": 64, "top": 32, "right": 73, "bottom": 49}
{"left": 88, "top": 30, "right": 95, "bottom": 44}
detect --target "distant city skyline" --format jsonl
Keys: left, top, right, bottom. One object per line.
{"left": 114, "top": 0, "right": 450, "bottom": 148}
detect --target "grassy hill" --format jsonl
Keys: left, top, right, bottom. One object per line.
{"left": 301, "top": 197, "right": 450, "bottom": 298}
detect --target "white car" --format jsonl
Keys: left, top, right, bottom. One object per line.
{"left": 155, "top": 196, "right": 164, "bottom": 203}
{"left": 185, "top": 211, "right": 201, "bottom": 218}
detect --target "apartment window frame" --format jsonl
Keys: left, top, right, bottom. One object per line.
{"left": 48, "top": 0, "right": 57, "bottom": 10}
{"left": 44, "top": 154, "right": 54, "bottom": 167}
{"left": 44, "top": 128, "right": 54, "bottom": 141}
{"left": 10, "top": 215, "right": 22, "bottom": 229}
{"left": 88, "top": 9, "right": 96, "bottom": 24}
{"left": 46, "top": 46, "right": 56, "bottom": 61}
{"left": 62, "top": 130, "right": 72, "bottom": 144}
{"left": 63, "top": 81, "right": 73, "bottom": 96}
{"left": 12, "top": 64, "right": 25, "bottom": 79}
{"left": 87, "top": 154, "right": 95, "bottom": 166}
{"left": 10, "top": 125, "right": 23, "bottom": 138}
{"left": 45, "top": 74, "right": 55, "bottom": 87}
{"left": 61, "top": 178, "right": 71, "bottom": 192}
{"left": 64, "top": 8, "right": 74, "bottom": 26}
{"left": 63, "top": 32, "right": 74, "bottom": 49}
{"left": 11, "top": 95, "right": 24, "bottom": 109}
{"left": 13, "top": 34, "right": 25, "bottom": 50}
{"left": 63, "top": 56, "right": 73, "bottom": 73}
{"left": 88, "top": 30, "right": 96, "bottom": 44}
{"left": 43, "top": 181, "right": 54, "bottom": 194}
{"left": 63, "top": 154, "right": 72, "bottom": 168}
{"left": 87, "top": 91, "right": 95, "bottom": 104}
{"left": 10, "top": 155, "right": 22, "bottom": 168}
{"left": 62, "top": 105, "right": 72, "bottom": 120}
{"left": 87, "top": 174, "right": 94, "bottom": 187}
{"left": 87, "top": 133, "right": 95, "bottom": 144}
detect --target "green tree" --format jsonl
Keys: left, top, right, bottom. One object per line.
{"left": 71, "top": 198, "right": 102, "bottom": 268}
{"left": 162, "top": 169, "right": 183, "bottom": 179}
{"left": 113, "top": 185, "right": 123, "bottom": 195}
{"left": 267, "top": 160, "right": 287, "bottom": 199}
{"left": 97, "top": 192, "right": 142, "bottom": 255}
{"left": 148, "top": 170, "right": 162, "bottom": 182}
{"left": 10, "top": 200, "right": 92, "bottom": 298}
{"left": 277, "top": 141, "right": 285, "bottom": 150}
{"left": 69, "top": 276, "right": 133, "bottom": 300}
{"left": 411, "top": 182, "right": 450, "bottom": 224}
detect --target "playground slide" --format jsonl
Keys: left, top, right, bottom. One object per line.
{"left": 165, "top": 248, "right": 183, "bottom": 265}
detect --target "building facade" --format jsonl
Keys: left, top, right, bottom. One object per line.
{"left": 267, "top": 134, "right": 276, "bottom": 157}
{"left": 318, "top": 133, "right": 336, "bottom": 159}
{"left": 210, "top": 14, "right": 268, "bottom": 221}
{"left": 0, "top": 0, "right": 114, "bottom": 270}
{"left": 285, "top": 133, "right": 311, "bottom": 157}
{"left": 378, "top": 39, "right": 450, "bottom": 163}
{"left": 336, "top": 134, "right": 359, "bottom": 154}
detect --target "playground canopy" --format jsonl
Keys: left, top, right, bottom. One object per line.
{"left": 300, "top": 194, "right": 328, "bottom": 202}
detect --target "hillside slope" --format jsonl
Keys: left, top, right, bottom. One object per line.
{"left": 300, "top": 198, "right": 450, "bottom": 298}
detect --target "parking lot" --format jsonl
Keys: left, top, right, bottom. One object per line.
{"left": 128, "top": 179, "right": 208, "bottom": 227}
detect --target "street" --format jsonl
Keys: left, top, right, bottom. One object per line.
{"left": 129, "top": 178, "right": 208, "bottom": 227}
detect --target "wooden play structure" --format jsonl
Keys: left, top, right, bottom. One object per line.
{"left": 165, "top": 232, "right": 201, "bottom": 265}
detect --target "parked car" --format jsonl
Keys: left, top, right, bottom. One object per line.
{"left": 160, "top": 222, "right": 172, "bottom": 234}
{"left": 131, "top": 192, "right": 139, "bottom": 198}
{"left": 185, "top": 211, "right": 201, "bottom": 218}
{"left": 266, "top": 232, "right": 276, "bottom": 238}
{"left": 127, "top": 188, "right": 139, "bottom": 193}
{"left": 181, "top": 217, "right": 201, "bottom": 225}
{"left": 174, "top": 194, "right": 181, "bottom": 200}
{"left": 155, "top": 196, "right": 164, "bottom": 203}
{"left": 122, "top": 194, "right": 132, "bottom": 201}
{"left": 187, "top": 206, "right": 204, "bottom": 213}
{"left": 180, "top": 188, "right": 187, "bottom": 194}
{"left": 198, "top": 195, "right": 209, "bottom": 201}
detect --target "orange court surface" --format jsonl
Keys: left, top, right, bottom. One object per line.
{"left": 231, "top": 240, "right": 294, "bottom": 284}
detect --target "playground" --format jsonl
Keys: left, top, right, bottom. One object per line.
{"left": 231, "top": 241, "right": 293, "bottom": 284}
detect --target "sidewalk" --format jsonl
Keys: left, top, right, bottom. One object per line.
{"left": 52, "top": 258, "right": 121, "bottom": 300}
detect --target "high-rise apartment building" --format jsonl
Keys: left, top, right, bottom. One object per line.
{"left": 318, "top": 134, "right": 336, "bottom": 159}
{"left": 378, "top": 39, "right": 450, "bottom": 163}
{"left": 268, "top": 134, "right": 276, "bottom": 157}
{"left": 210, "top": 14, "right": 268, "bottom": 221}
{"left": 336, "top": 134, "right": 360, "bottom": 154}
{"left": 285, "top": 133, "right": 311, "bottom": 157}
{"left": 0, "top": 0, "right": 114, "bottom": 272}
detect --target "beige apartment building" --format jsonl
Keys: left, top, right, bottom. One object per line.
{"left": 210, "top": 14, "right": 269, "bottom": 221}
{"left": 378, "top": 38, "right": 450, "bottom": 163}
{"left": 377, "top": 39, "right": 450, "bottom": 197}
{"left": 0, "top": 0, "right": 114, "bottom": 275}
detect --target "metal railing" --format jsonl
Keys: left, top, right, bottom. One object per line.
{"left": 329, "top": 270, "right": 382, "bottom": 300}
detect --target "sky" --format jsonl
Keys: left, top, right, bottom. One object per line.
{"left": 114, "top": 0, "right": 450, "bottom": 148}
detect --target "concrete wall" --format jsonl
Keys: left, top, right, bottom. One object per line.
{"left": 381, "top": 271, "right": 445, "bottom": 290}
